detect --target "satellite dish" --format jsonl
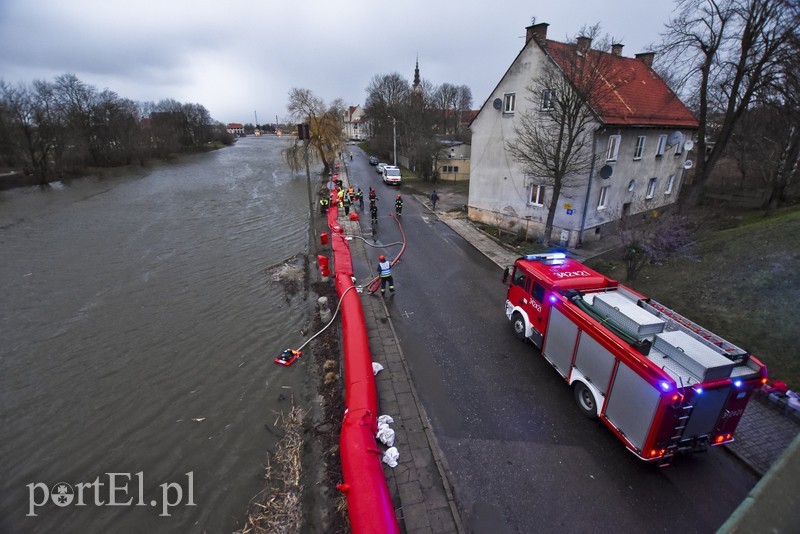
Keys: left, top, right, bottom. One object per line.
{"left": 684, "top": 140, "right": 694, "bottom": 151}
{"left": 667, "top": 131, "right": 683, "bottom": 147}
{"left": 492, "top": 98, "right": 502, "bottom": 111}
{"left": 599, "top": 165, "right": 613, "bottom": 179}
{"left": 683, "top": 159, "right": 693, "bottom": 169}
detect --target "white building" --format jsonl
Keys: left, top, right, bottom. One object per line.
{"left": 468, "top": 23, "right": 698, "bottom": 246}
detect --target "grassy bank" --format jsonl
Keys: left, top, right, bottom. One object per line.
{"left": 586, "top": 207, "right": 800, "bottom": 388}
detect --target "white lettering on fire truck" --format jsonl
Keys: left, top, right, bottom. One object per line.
{"left": 554, "top": 270, "right": 592, "bottom": 279}
{"left": 523, "top": 298, "right": 542, "bottom": 312}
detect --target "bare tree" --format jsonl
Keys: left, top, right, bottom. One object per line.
{"left": 283, "top": 88, "right": 344, "bottom": 175}
{"left": 660, "top": 0, "right": 793, "bottom": 207}
{"left": 764, "top": 5, "right": 800, "bottom": 212}
{"left": 363, "top": 73, "right": 410, "bottom": 158}
{"left": 0, "top": 80, "right": 60, "bottom": 184}
{"left": 506, "top": 26, "right": 619, "bottom": 245}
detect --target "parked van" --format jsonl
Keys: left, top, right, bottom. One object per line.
{"left": 381, "top": 166, "right": 401, "bottom": 185}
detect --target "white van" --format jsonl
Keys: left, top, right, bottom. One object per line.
{"left": 381, "top": 166, "right": 401, "bottom": 185}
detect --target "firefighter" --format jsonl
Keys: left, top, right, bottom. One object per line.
{"left": 395, "top": 194, "right": 403, "bottom": 216}
{"left": 319, "top": 196, "right": 330, "bottom": 214}
{"left": 370, "top": 202, "right": 378, "bottom": 224}
{"left": 337, "top": 188, "right": 345, "bottom": 205}
{"left": 376, "top": 255, "right": 394, "bottom": 295}
{"left": 356, "top": 187, "right": 364, "bottom": 209}
{"left": 368, "top": 187, "right": 376, "bottom": 202}
{"left": 342, "top": 193, "right": 352, "bottom": 216}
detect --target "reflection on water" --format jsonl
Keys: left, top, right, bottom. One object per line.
{"left": 0, "top": 137, "right": 313, "bottom": 533}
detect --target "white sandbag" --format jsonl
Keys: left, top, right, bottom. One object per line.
{"left": 382, "top": 447, "right": 399, "bottom": 468}
{"left": 377, "top": 414, "right": 394, "bottom": 426}
{"left": 376, "top": 426, "right": 395, "bottom": 447}
{"left": 372, "top": 362, "right": 384, "bottom": 375}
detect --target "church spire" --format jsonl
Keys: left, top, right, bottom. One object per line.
{"left": 413, "top": 55, "right": 421, "bottom": 93}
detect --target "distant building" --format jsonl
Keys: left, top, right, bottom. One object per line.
{"left": 343, "top": 106, "right": 367, "bottom": 141}
{"left": 434, "top": 140, "right": 471, "bottom": 182}
{"left": 226, "top": 123, "right": 244, "bottom": 135}
{"left": 469, "top": 22, "right": 698, "bottom": 246}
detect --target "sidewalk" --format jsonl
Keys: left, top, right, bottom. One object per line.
{"left": 333, "top": 162, "right": 464, "bottom": 533}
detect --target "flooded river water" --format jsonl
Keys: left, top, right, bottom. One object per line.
{"left": 0, "top": 136, "right": 314, "bottom": 532}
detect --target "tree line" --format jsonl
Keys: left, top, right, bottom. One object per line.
{"left": 0, "top": 73, "right": 235, "bottom": 185}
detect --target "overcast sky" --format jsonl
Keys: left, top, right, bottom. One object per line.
{"left": 0, "top": 0, "right": 677, "bottom": 125}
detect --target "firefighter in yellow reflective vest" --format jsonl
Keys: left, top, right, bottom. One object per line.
{"left": 376, "top": 255, "right": 395, "bottom": 295}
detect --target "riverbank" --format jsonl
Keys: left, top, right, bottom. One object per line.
{"left": 0, "top": 143, "right": 230, "bottom": 191}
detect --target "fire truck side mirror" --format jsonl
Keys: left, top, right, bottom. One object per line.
{"left": 502, "top": 267, "right": 510, "bottom": 284}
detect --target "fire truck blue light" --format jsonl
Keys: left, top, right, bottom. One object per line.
{"left": 660, "top": 381, "right": 671, "bottom": 391}
{"left": 733, "top": 379, "right": 743, "bottom": 388}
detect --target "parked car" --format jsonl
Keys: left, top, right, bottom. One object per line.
{"left": 381, "top": 165, "right": 402, "bottom": 185}
{"left": 376, "top": 162, "right": 387, "bottom": 174}
{"left": 368, "top": 156, "right": 379, "bottom": 165}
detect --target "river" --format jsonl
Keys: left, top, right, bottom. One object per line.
{"left": 0, "top": 136, "right": 314, "bottom": 533}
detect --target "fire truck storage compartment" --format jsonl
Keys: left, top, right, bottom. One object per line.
{"left": 590, "top": 292, "right": 666, "bottom": 339}
{"left": 652, "top": 331, "right": 736, "bottom": 383}
{"left": 603, "top": 363, "right": 661, "bottom": 451}
{"left": 684, "top": 385, "right": 732, "bottom": 437}
{"left": 573, "top": 332, "right": 616, "bottom": 396}
{"left": 543, "top": 307, "right": 580, "bottom": 379}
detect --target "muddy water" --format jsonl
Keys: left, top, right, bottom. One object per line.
{"left": 0, "top": 137, "right": 314, "bottom": 533}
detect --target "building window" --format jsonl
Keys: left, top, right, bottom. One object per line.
{"left": 646, "top": 177, "right": 657, "bottom": 199}
{"left": 634, "top": 136, "right": 646, "bottom": 160}
{"left": 541, "top": 89, "right": 555, "bottom": 111}
{"left": 503, "top": 93, "right": 516, "bottom": 113}
{"left": 598, "top": 185, "right": 610, "bottom": 210}
{"left": 628, "top": 179, "right": 636, "bottom": 192}
{"left": 606, "top": 135, "right": 621, "bottom": 161}
{"left": 529, "top": 184, "right": 545, "bottom": 206}
{"left": 656, "top": 135, "right": 667, "bottom": 157}
{"left": 674, "top": 136, "right": 684, "bottom": 156}
{"left": 666, "top": 174, "right": 676, "bottom": 195}
{"left": 441, "top": 165, "right": 459, "bottom": 173}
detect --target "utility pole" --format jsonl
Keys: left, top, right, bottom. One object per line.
{"left": 392, "top": 117, "right": 397, "bottom": 166}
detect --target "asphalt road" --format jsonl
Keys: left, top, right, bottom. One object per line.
{"left": 346, "top": 147, "right": 757, "bottom": 533}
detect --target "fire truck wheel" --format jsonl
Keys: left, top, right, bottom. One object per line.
{"left": 511, "top": 312, "right": 527, "bottom": 342}
{"left": 574, "top": 382, "right": 598, "bottom": 419}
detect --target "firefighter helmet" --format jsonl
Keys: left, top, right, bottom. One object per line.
{"left": 379, "top": 255, "right": 386, "bottom": 261}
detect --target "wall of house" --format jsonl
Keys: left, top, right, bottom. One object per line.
{"left": 584, "top": 128, "right": 693, "bottom": 233}
{"left": 468, "top": 42, "right": 694, "bottom": 247}
{"left": 468, "top": 43, "right": 591, "bottom": 246}
{"left": 437, "top": 144, "right": 471, "bottom": 181}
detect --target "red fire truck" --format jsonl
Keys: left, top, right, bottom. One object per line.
{"left": 503, "top": 253, "right": 767, "bottom": 465}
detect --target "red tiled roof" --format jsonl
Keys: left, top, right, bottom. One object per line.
{"left": 545, "top": 41, "right": 698, "bottom": 128}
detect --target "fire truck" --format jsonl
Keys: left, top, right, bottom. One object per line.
{"left": 503, "top": 253, "right": 767, "bottom": 465}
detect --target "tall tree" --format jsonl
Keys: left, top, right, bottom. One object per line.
{"left": 283, "top": 88, "right": 344, "bottom": 175}
{"left": 0, "top": 80, "right": 60, "bottom": 184}
{"left": 506, "top": 26, "right": 620, "bottom": 245}
{"left": 660, "top": 0, "right": 793, "bottom": 207}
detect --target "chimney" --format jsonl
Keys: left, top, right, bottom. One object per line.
{"left": 576, "top": 36, "right": 592, "bottom": 53}
{"left": 526, "top": 23, "right": 549, "bottom": 44}
{"left": 611, "top": 43, "right": 624, "bottom": 56}
{"left": 635, "top": 52, "right": 655, "bottom": 67}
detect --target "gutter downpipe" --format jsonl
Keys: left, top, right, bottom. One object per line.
{"left": 578, "top": 128, "right": 600, "bottom": 246}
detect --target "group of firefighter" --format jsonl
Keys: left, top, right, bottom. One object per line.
{"left": 318, "top": 171, "right": 400, "bottom": 296}
{"left": 319, "top": 180, "right": 403, "bottom": 224}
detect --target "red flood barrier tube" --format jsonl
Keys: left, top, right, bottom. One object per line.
{"left": 326, "top": 211, "right": 399, "bottom": 533}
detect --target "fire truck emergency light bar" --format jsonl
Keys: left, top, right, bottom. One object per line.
{"left": 524, "top": 252, "right": 566, "bottom": 262}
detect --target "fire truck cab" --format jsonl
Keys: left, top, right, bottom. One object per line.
{"left": 503, "top": 253, "right": 767, "bottom": 464}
